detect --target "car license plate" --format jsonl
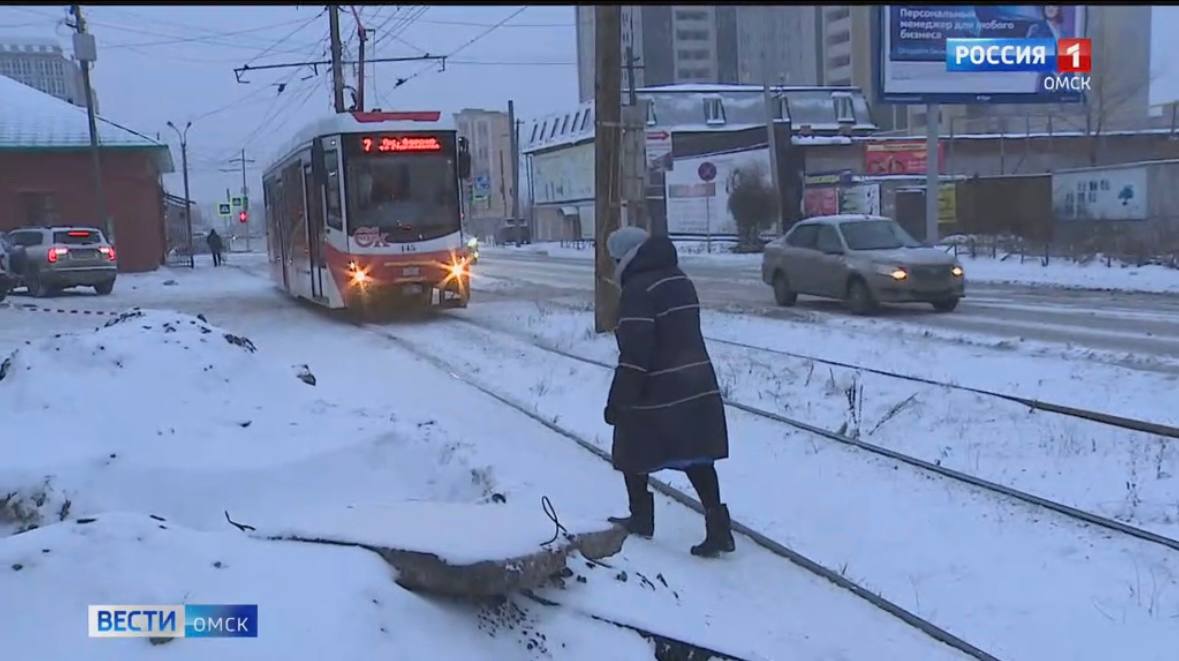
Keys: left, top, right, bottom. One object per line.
{"left": 403, "top": 266, "right": 420, "bottom": 277}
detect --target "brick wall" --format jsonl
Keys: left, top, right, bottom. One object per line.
{"left": 0, "top": 149, "right": 167, "bottom": 272}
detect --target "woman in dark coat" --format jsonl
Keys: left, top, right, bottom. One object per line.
{"left": 603, "top": 227, "right": 734, "bottom": 557}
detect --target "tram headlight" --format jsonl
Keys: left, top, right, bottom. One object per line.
{"left": 449, "top": 260, "right": 466, "bottom": 278}
{"left": 352, "top": 270, "right": 370, "bottom": 284}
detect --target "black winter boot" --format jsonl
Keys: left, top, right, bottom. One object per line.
{"left": 608, "top": 491, "right": 654, "bottom": 538}
{"left": 691, "top": 504, "right": 735, "bottom": 557}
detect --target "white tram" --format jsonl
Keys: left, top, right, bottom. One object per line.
{"left": 261, "top": 110, "right": 473, "bottom": 311}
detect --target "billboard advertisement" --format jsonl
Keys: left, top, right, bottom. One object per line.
{"left": 665, "top": 147, "right": 772, "bottom": 237}
{"left": 864, "top": 141, "right": 945, "bottom": 175}
{"left": 877, "top": 5, "right": 1088, "bottom": 104}
{"left": 1052, "top": 166, "right": 1147, "bottom": 221}
{"left": 530, "top": 141, "right": 593, "bottom": 206}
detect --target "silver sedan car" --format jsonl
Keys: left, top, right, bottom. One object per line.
{"left": 762, "top": 214, "right": 965, "bottom": 314}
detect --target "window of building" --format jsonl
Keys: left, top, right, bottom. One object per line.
{"left": 832, "top": 92, "right": 855, "bottom": 123}
{"left": 678, "top": 49, "right": 709, "bottom": 61}
{"left": 827, "top": 7, "right": 850, "bottom": 21}
{"left": 676, "top": 29, "right": 708, "bottom": 41}
{"left": 549, "top": 119, "right": 560, "bottom": 139}
{"left": 19, "top": 191, "right": 60, "bottom": 226}
{"left": 580, "top": 109, "right": 592, "bottom": 131}
{"left": 676, "top": 10, "right": 708, "bottom": 21}
{"left": 829, "top": 53, "right": 851, "bottom": 69}
{"left": 560, "top": 114, "right": 570, "bottom": 134}
{"left": 703, "top": 96, "right": 725, "bottom": 125}
{"left": 529, "top": 123, "right": 539, "bottom": 143}
{"left": 477, "top": 121, "right": 489, "bottom": 138}
{"left": 830, "top": 76, "right": 852, "bottom": 86}
{"left": 646, "top": 102, "right": 657, "bottom": 126}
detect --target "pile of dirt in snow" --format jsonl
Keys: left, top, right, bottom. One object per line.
{"left": 0, "top": 309, "right": 353, "bottom": 469}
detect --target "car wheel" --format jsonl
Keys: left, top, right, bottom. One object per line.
{"left": 772, "top": 272, "right": 797, "bottom": 307}
{"left": 932, "top": 297, "right": 959, "bottom": 313}
{"left": 28, "top": 271, "right": 51, "bottom": 298}
{"left": 846, "top": 278, "right": 878, "bottom": 315}
{"left": 94, "top": 280, "right": 115, "bottom": 296}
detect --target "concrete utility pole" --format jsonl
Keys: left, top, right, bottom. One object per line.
{"left": 762, "top": 79, "right": 783, "bottom": 235}
{"left": 594, "top": 5, "right": 622, "bottom": 333}
{"left": 328, "top": 5, "right": 346, "bottom": 113}
{"left": 925, "top": 103, "right": 941, "bottom": 244}
{"left": 508, "top": 100, "right": 521, "bottom": 223}
{"left": 165, "top": 121, "right": 193, "bottom": 268}
{"left": 348, "top": 6, "right": 367, "bottom": 112}
{"left": 498, "top": 149, "right": 508, "bottom": 216}
{"left": 70, "top": 5, "right": 111, "bottom": 242}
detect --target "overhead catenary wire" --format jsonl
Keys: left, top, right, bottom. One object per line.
{"left": 377, "top": 5, "right": 528, "bottom": 106}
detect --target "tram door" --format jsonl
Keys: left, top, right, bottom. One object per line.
{"left": 304, "top": 163, "right": 326, "bottom": 301}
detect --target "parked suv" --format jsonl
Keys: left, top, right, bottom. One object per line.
{"left": 762, "top": 215, "right": 965, "bottom": 314}
{"left": 5, "top": 226, "right": 118, "bottom": 297}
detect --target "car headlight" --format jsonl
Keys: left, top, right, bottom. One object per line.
{"left": 951, "top": 265, "right": 964, "bottom": 277}
{"left": 874, "top": 264, "right": 908, "bottom": 280}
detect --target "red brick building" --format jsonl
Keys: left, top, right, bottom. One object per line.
{"left": 0, "top": 75, "right": 174, "bottom": 272}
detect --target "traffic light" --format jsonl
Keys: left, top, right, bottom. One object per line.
{"left": 238, "top": 211, "right": 248, "bottom": 224}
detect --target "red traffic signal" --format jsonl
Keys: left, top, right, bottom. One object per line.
{"left": 238, "top": 211, "right": 248, "bottom": 223}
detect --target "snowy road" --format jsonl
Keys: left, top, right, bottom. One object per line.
{"left": 475, "top": 250, "right": 1179, "bottom": 364}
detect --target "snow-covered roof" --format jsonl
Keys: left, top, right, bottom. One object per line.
{"left": 266, "top": 110, "right": 458, "bottom": 169}
{"left": 0, "top": 37, "right": 64, "bottom": 53}
{"left": 523, "top": 86, "right": 876, "bottom": 155}
{"left": 0, "top": 75, "right": 172, "bottom": 171}
{"left": 855, "top": 127, "right": 1179, "bottom": 142}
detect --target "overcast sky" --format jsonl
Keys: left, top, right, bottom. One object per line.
{"left": 0, "top": 5, "right": 578, "bottom": 208}
{"left": 2, "top": 5, "right": 1178, "bottom": 210}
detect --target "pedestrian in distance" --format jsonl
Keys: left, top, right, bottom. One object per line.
{"left": 603, "top": 226, "right": 735, "bottom": 557}
{"left": 206, "top": 229, "right": 224, "bottom": 267}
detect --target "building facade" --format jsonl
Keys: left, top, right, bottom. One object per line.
{"left": 576, "top": 6, "right": 820, "bottom": 102}
{"left": 453, "top": 108, "right": 513, "bottom": 221}
{"left": 523, "top": 84, "right": 877, "bottom": 240}
{"left": 0, "top": 37, "right": 92, "bottom": 111}
{"left": 0, "top": 74, "right": 172, "bottom": 272}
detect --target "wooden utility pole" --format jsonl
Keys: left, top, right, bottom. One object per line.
{"left": 69, "top": 5, "right": 111, "bottom": 242}
{"left": 328, "top": 5, "right": 346, "bottom": 113}
{"left": 594, "top": 5, "right": 622, "bottom": 333}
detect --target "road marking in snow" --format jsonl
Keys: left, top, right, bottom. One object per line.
{"left": 0, "top": 303, "right": 117, "bottom": 316}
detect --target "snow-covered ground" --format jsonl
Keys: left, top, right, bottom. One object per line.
{"left": 954, "top": 253, "right": 1179, "bottom": 294}
{"left": 484, "top": 241, "right": 1179, "bottom": 294}
{"left": 0, "top": 264, "right": 963, "bottom": 660}
{"left": 456, "top": 298, "right": 1179, "bottom": 536}
{"left": 389, "top": 295, "right": 1179, "bottom": 661}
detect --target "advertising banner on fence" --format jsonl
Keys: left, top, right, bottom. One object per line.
{"left": 877, "top": 5, "right": 1088, "bottom": 104}
{"left": 665, "top": 147, "right": 772, "bottom": 236}
{"left": 840, "top": 184, "right": 883, "bottom": 215}
{"left": 864, "top": 141, "right": 945, "bottom": 175}
{"left": 1052, "top": 166, "right": 1147, "bottom": 221}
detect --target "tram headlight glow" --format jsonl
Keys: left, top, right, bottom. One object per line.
{"left": 449, "top": 260, "right": 466, "bottom": 278}
{"left": 351, "top": 269, "right": 370, "bottom": 284}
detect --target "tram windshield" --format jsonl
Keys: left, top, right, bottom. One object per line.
{"left": 345, "top": 150, "right": 460, "bottom": 241}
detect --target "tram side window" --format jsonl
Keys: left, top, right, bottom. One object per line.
{"left": 323, "top": 148, "right": 343, "bottom": 231}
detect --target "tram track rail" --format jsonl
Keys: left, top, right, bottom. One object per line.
{"left": 473, "top": 281, "right": 1179, "bottom": 442}
{"left": 433, "top": 310, "right": 1179, "bottom": 557}
{"left": 353, "top": 318, "right": 1001, "bottom": 661}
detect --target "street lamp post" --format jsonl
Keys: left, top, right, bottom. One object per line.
{"left": 166, "top": 121, "right": 194, "bottom": 268}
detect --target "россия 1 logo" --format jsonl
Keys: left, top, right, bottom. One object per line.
{"left": 946, "top": 38, "right": 1092, "bottom": 92}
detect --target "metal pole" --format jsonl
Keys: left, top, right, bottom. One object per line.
{"left": 181, "top": 137, "right": 193, "bottom": 268}
{"left": 241, "top": 148, "right": 250, "bottom": 253}
{"left": 350, "top": 6, "right": 366, "bottom": 112}
{"left": 593, "top": 5, "right": 622, "bottom": 333}
{"left": 71, "top": 5, "right": 111, "bottom": 243}
{"left": 328, "top": 5, "right": 346, "bottom": 113}
{"left": 498, "top": 149, "right": 508, "bottom": 217}
{"left": 706, "top": 196, "right": 712, "bottom": 254}
{"left": 924, "top": 103, "right": 940, "bottom": 244}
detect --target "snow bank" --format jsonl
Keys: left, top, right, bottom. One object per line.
{"left": 0, "top": 513, "right": 616, "bottom": 660}
{"left": 957, "top": 254, "right": 1179, "bottom": 294}
{"left": 0, "top": 308, "right": 360, "bottom": 470}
